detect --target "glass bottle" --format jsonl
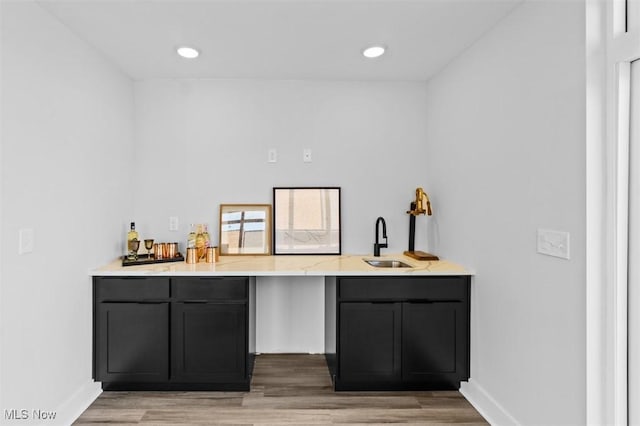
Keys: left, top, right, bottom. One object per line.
{"left": 126, "top": 222, "right": 139, "bottom": 260}
{"left": 202, "top": 224, "right": 211, "bottom": 249}
{"left": 187, "top": 223, "right": 196, "bottom": 249}
{"left": 195, "top": 224, "right": 206, "bottom": 261}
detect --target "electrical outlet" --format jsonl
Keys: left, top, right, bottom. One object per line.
{"left": 537, "top": 229, "right": 570, "bottom": 259}
{"left": 303, "top": 149, "right": 312, "bottom": 163}
{"left": 268, "top": 149, "right": 277, "bottom": 163}
{"left": 169, "top": 216, "right": 179, "bottom": 231}
{"left": 18, "top": 228, "right": 34, "bottom": 254}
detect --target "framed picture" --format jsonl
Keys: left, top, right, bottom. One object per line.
{"left": 219, "top": 204, "right": 272, "bottom": 255}
{"left": 273, "top": 187, "right": 341, "bottom": 255}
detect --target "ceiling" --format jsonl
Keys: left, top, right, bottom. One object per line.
{"left": 37, "top": 0, "right": 522, "bottom": 81}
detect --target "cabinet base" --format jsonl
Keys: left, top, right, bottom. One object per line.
{"left": 101, "top": 381, "right": 251, "bottom": 391}
{"left": 97, "top": 353, "right": 255, "bottom": 392}
{"left": 333, "top": 379, "right": 462, "bottom": 392}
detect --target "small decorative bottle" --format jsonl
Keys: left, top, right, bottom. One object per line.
{"left": 126, "top": 222, "right": 139, "bottom": 260}
{"left": 202, "top": 224, "right": 211, "bottom": 249}
{"left": 187, "top": 224, "right": 196, "bottom": 249}
{"left": 195, "top": 224, "right": 206, "bottom": 261}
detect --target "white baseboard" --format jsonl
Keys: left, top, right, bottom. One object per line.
{"left": 460, "top": 379, "right": 520, "bottom": 426}
{"left": 52, "top": 380, "right": 101, "bottom": 426}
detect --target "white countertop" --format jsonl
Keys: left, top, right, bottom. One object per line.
{"left": 90, "top": 253, "right": 473, "bottom": 277}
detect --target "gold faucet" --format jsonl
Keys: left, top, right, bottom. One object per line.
{"left": 407, "top": 187, "right": 432, "bottom": 216}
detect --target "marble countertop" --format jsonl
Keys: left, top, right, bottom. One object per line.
{"left": 90, "top": 254, "right": 473, "bottom": 277}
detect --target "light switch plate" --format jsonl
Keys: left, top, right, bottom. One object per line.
{"left": 268, "top": 149, "right": 277, "bottom": 163}
{"left": 537, "top": 229, "right": 570, "bottom": 259}
{"left": 19, "top": 228, "right": 34, "bottom": 254}
{"left": 303, "top": 149, "right": 312, "bottom": 163}
{"left": 169, "top": 216, "right": 179, "bottom": 231}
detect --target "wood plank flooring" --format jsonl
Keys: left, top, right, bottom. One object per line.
{"left": 74, "top": 354, "right": 487, "bottom": 425}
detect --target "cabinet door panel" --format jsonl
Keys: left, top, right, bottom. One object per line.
{"left": 96, "top": 303, "right": 169, "bottom": 382}
{"left": 339, "top": 302, "right": 401, "bottom": 383}
{"left": 172, "top": 303, "right": 246, "bottom": 382}
{"left": 402, "top": 302, "right": 468, "bottom": 386}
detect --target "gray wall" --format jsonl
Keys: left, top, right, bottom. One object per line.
{"left": 423, "top": 2, "right": 586, "bottom": 424}
{"left": 1, "top": 3, "right": 134, "bottom": 424}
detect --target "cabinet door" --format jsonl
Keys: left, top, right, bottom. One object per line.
{"left": 339, "top": 302, "right": 401, "bottom": 383}
{"left": 172, "top": 302, "right": 246, "bottom": 383}
{"left": 96, "top": 302, "right": 169, "bottom": 383}
{"left": 402, "top": 302, "right": 468, "bottom": 387}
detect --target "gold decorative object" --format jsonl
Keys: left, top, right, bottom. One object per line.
{"left": 406, "top": 187, "right": 432, "bottom": 216}
{"left": 404, "top": 187, "right": 439, "bottom": 261}
{"left": 144, "top": 239, "right": 154, "bottom": 257}
{"left": 127, "top": 239, "right": 140, "bottom": 260}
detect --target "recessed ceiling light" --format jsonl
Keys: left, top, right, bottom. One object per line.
{"left": 362, "top": 45, "right": 386, "bottom": 59}
{"left": 177, "top": 46, "right": 199, "bottom": 59}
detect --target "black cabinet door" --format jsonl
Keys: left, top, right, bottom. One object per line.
{"left": 172, "top": 302, "right": 246, "bottom": 383}
{"left": 96, "top": 302, "right": 169, "bottom": 383}
{"left": 402, "top": 302, "right": 468, "bottom": 387}
{"left": 339, "top": 302, "right": 401, "bottom": 383}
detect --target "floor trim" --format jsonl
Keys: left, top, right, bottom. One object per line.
{"left": 56, "top": 380, "right": 102, "bottom": 425}
{"left": 460, "top": 379, "right": 519, "bottom": 426}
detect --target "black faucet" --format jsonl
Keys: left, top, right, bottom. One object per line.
{"left": 374, "top": 217, "right": 388, "bottom": 257}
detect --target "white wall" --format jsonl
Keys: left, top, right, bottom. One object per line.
{"left": 423, "top": 2, "right": 585, "bottom": 425}
{"left": 132, "top": 79, "right": 431, "bottom": 352}
{"left": 256, "top": 276, "right": 325, "bottom": 353}
{"left": 0, "top": 3, "right": 134, "bottom": 424}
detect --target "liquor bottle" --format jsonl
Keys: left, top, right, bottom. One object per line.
{"left": 202, "top": 224, "right": 211, "bottom": 248}
{"left": 187, "top": 224, "right": 196, "bottom": 249}
{"left": 126, "top": 222, "right": 139, "bottom": 260}
{"left": 195, "top": 224, "right": 206, "bottom": 261}
{"left": 127, "top": 222, "right": 139, "bottom": 242}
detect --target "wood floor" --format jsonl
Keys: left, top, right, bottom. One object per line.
{"left": 74, "top": 354, "right": 487, "bottom": 425}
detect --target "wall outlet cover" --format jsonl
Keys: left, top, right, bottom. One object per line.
{"left": 19, "top": 228, "right": 34, "bottom": 254}
{"left": 169, "top": 216, "right": 179, "bottom": 231}
{"left": 537, "top": 228, "right": 570, "bottom": 259}
{"left": 268, "top": 148, "right": 277, "bottom": 163}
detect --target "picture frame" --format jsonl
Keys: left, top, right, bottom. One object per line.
{"left": 273, "top": 187, "right": 341, "bottom": 255}
{"left": 219, "top": 204, "right": 272, "bottom": 255}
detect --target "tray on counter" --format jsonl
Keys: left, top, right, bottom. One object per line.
{"left": 121, "top": 253, "right": 184, "bottom": 267}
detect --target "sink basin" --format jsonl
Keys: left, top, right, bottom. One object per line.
{"left": 364, "top": 259, "right": 412, "bottom": 268}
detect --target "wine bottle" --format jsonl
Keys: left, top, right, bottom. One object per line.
{"left": 202, "top": 224, "right": 211, "bottom": 248}
{"left": 195, "top": 224, "right": 206, "bottom": 261}
{"left": 187, "top": 224, "right": 196, "bottom": 249}
{"left": 127, "top": 222, "right": 139, "bottom": 241}
{"left": 126, "top": 222, "right": 139, "bottom": 260}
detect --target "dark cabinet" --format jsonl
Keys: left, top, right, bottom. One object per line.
{"left": 338, "top": 302, "right": 401, "bottom": 383}
{"left": 402, "top": 301, "right": 467, "bottom": 387}
{"left": 96, "top": 302, "right": 169, "bottom": 383}
{"left": 172, "top": 302, "right": 246, "bottom": 383}
{"left": 93, "top": 276, "right": 254, "bottom": 391}
{"left": 330, "top": 276, "right": 470, "bottom": 391}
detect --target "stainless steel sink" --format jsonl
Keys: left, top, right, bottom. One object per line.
{"left": 364, "top": 259, "right": 412, "bottom": 268}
